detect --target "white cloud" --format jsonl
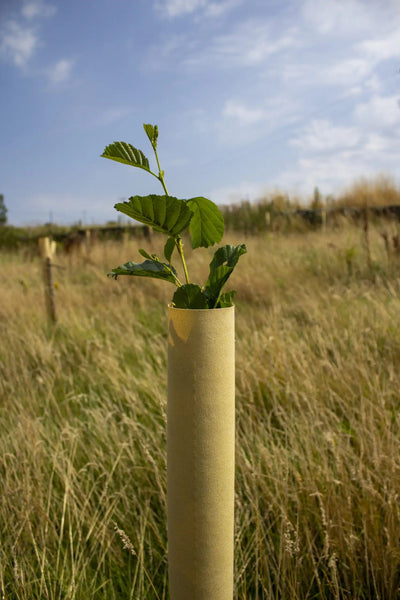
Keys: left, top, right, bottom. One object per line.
{"left": 302, "top": 0, "right": 380, "bottom": 36}
{"left": 0, "top": 1, "right": 57, "bottom": 70}
{"left": 208, "top": 22, "right": 298, "bottom": 67}
{"left": 21, "top": 0, "right": 56, "bottom": 20}
{"left": 364, "top": 75, "right": 382, "bottom": 94}
{"left": 159, "top": 0, "right": 206, "bottom": 17}
{"left": 357, "top": 29, "right": 400, "bottom": 63}
{"left": 327, "top": 58, "right": 372, "bottom": 87}
{"left": 0, "top": 20, "right": 38, "bottom": 67}
{"left": 364, "top": 133, "right": 390, "bottom": 153}
{"left": 283, "top": 56, "right": 373, "bottom": 91}
{"left": 213, "top": 93, "right": 299, "bottom": 149}
{"left": 223, "top": 100, "right": 264, "bottom": 125}
{"left": 281, "top": 2, "right": 400, "bottom": 96}
{"left": 279, "top": 142, "right": 400, "bottom": 197}
{"left": 175, "top": 20, "right": 299, "bottom": 72}
{"left": 203, "top": 0, "right": 241, "bottom": 17}
{"left": 354, "top": 94, "right": 400, "bottom": 129}
{"left": 291, "top": 119, "right": 361, "bottom": 152}
{"left": 156, "top": 0, "right": 240, "bottom": 17}
{"left": 278, "top": 154, "right": 373, "bottom": 195}
{"left": 47, "top": 58, "right": 74, "bottom": 84}
{"left": 282, "top": 107, "right": 400, "bottom": 196}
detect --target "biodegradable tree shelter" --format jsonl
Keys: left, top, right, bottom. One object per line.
{"left": 102, "top": 124, "right": 246, "bottom": 599}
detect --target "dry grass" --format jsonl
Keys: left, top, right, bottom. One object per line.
{"left": 1, "top": 225, "right": 400, "bottom": 599}
{"left": 334, "top": 174, "right": 400, "bottom": 208}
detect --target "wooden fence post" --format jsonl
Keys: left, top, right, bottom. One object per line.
{"left": 321, "top": 208, "right": 327, "bottom": 233}
{"left": 84, "top": 229, "right": 91, "bottom": 255}
{"left": 38, "top": 237, "right": 57, "bottom": 324}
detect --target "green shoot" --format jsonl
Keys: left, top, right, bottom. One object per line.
{"left": 101, "top": 123, "right": 247, "bottom": 308}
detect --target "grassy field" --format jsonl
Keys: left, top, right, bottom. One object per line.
{"left": 1, "top": 222, "right": 400, "bottom": 599}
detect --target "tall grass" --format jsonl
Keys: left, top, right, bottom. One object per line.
{"left": 1, "top": 225, "right": 400, "bottom": 599}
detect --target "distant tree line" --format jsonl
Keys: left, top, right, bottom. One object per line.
{"left": 220, "top": 176, "right": 400, "bottom": 234}
{"left": 0, "top": 194, "right": 7, "bottom": 226}
{"left": 1, "top": 175, "right": 400, "bottom": 247}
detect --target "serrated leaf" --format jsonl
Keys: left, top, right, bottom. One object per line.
{"left": 186, "top": 197, "right": 224, "bottom": 249}
{"left": 172, "top": 284, "right": 209, "bottom": 309}
{"left": 108, "top": 258, "right": 178, "bottom": 284}
{"left": 218, "top": 290, "right": 236, "bottom": 308}
{"left": 164, "top": 237, "right": 176, "bottom": 263}
{"left": 204, "top": 244, "right": 247, "bottom": 307}
{"left": 115, "top": 195, "right": 193, "bottom": 237}
{"left": 101, "top": 141, "right": 151, "bottom": 172}
{"left": 205, "top": 265, "right": 233, "bottom": 303}
{"left": 143, "top": 123, "right": 158, "bottom": 148}
{"left": 138, "top": 248, "right": 152, "bottom": 259}
{"left": 209, "top": 243, "right": 247, "bottom": 270}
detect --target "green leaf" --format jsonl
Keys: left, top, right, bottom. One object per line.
{"left": 108, "top": 259, "right": 178, "bottom": 284}
{"left": 138, "top": 248, "right": 152, "bottom": 260}
{"left": 205, "top": 265, "right": 233, "bottom": 304}
{"left": 172, "top": 284, "right": 209, "bottom": 309}
{"left": 218, "top": 290, "right": 236, "bottom": 308}
{"left": 204, "top": 244, "right": 247, "bottom": 307}
{"left": 209, "top": 243, "right": 247, "bottom": 271}
{"left": 164, "top": 237, "right": 176, "bottom": 263}
{"left": 101, "top": 141, "right": 151, "bottom": 172}
{"left": 186, "top": 197, "right": 224, "bottom": 249}
{"left": 115, "top": 195, "right": 193, "bottom": 237}
{"left": 143, "top": 123, "right": 158, "bottom": 149}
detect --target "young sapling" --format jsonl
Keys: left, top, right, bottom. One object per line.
{"left": 102, "top": 123, "right": 247, "bottom": 309}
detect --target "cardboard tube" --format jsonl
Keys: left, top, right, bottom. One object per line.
{"left": 167, "top": 306, "right": 235, "bottom": 600}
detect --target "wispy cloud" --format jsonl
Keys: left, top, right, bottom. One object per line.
{"left": 0, "top": 1, "right": 76, "bottom": 88}
{"left": 156, "top": 0, "right": 240, "bottom": 18}
{"left": 357, "top": 28, "right": 400, "bottom": 62}
{"left": 278, "top": 138, "right": 400, "bottom": 196}
{"left": 222, "top": 100, "right": 264, "bottom": 125}
{"left": 0, "top": 20, "right": 38, "bottom": 67}
{"left": 354, "top": 94, "right": 400, "bottom": 129}
{"left": 21, "top": 0, "right": 56, "bottom": 20}
{"left": 202, "top": 0, "right": 242, "bottom": 18}
{"left": 290, "top": 119, "right": 361, "bottom": 152}
{"left": 181, "top": 20, "right": 299, "bottom": 69}
{"left": 215, "top": 23, "right": 298, "bottom": 66}
{"left": 282, "top": 91, "right": 400, "bottom": 195}
{"left": 302, "top": 0, "right": 374, "bottom": 35}
{"left": 47, "top": 58, "right": 74, "bottom": 84}
{"left": 0, "top": 1, "right": 57, "bottom": 69}
{"left": 157, "top": 0, "right": 206, "bottom": 17}
{"left": 214, "top": 93, "right": 299, "bottom": 149}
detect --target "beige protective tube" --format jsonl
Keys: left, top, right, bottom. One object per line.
{"left": 167, "top": 305, "right": 235, "bottom": 600}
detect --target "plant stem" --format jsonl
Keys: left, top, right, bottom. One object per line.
{"left": 153, "top": 146, "right": 190, "bottom": 285}
{"left": 172, "top": 272, "right": 183, "bottom": 287}
{"left": 176, "top": 237, "right": 190, "bottom": 284}
{"left": 154, "top": 148, "right": 168, "bottom": 196}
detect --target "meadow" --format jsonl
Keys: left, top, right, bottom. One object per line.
{"left": 1, "top": 219, "right": 400, "bottom": 599}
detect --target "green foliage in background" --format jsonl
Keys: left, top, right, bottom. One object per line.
{"left": 0, "top": 194, "right": 8, "bottom": 226}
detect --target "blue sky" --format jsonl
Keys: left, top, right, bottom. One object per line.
{"left": 1, "top": 0, "right": 399, "bottom": 226}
